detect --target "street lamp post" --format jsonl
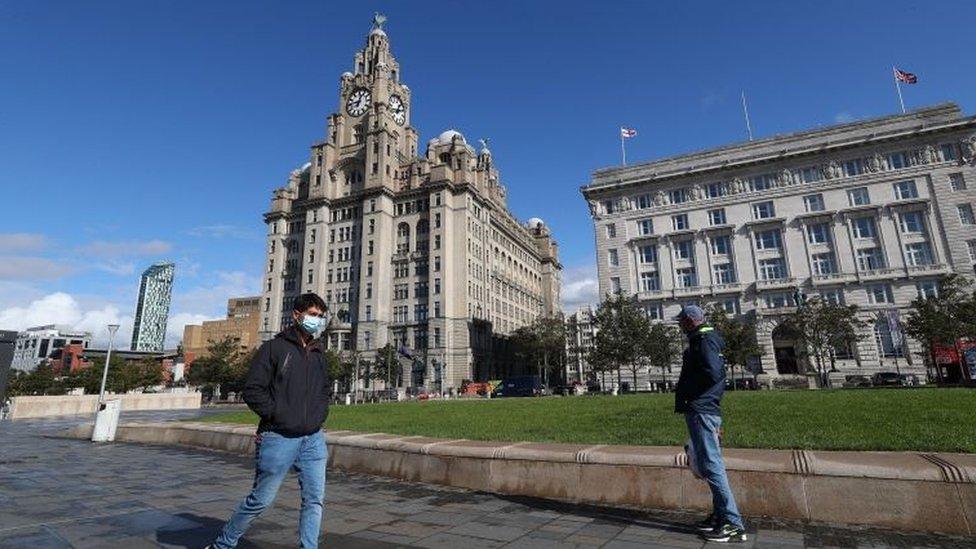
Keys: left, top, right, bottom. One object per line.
{"left": 97, "top": 324, "right": 120, "bottom": 407}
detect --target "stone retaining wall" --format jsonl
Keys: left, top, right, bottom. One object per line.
{"left": 10, "top": 392, "right": 202, "bottom": 419}
{"left": 57, "top": 421, "right": 976, "bottom": 535}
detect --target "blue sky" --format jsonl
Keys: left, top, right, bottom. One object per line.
{"left": 1, "top": 0, "right": 974, "bottom": 346}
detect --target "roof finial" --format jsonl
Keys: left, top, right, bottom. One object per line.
{"left": 479, "top": 137, "right": 491, "bottom": 152}
{"left": 372, "top": 12, "right": 387, "bottom": 31}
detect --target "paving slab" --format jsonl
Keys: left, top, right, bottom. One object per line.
{"left": 0, "top": 411, "right": 970, "bottom": 549}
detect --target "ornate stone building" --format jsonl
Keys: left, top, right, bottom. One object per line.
{"left": 259, "top": 17, "right": 561, "bottom": 390}
{"left": 564, "top": 306, "right": 597, "bottom": 385}
{"left": 583, "top": 104, "right": 976, "bottom": 384}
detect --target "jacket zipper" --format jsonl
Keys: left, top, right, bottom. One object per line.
{"left": 304, "top": 346, "right": 310, "bottom": 430}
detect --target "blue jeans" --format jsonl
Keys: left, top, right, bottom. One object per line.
{"left": 685, "top": 412, "right": 744, "bottom": 529}
{"left": 214, "top": 431, "right": 327, "bottom": 548}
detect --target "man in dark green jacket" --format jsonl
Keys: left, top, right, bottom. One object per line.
{"left": 675, "top": 305, "right": 746, "bottom": 543}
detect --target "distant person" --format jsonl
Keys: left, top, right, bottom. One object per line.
{"left": 207, "top": 293, "right": 332, "bottom": 549}
{"left": 674, "top": 305, "right": 746, "bottom": 543}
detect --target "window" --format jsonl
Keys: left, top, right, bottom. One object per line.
{"left": 669, "top": 188, "right": 688, "bottom": 204}
{"left": 958, "top": 204, "right": 975, "bottom": 225}
{"left": 950, "top": 173, "right": 967, "bottom": 191}
{"left": 609, "top": 277, "right": 621, "bottom": 293}
{"left": 434, "top": 278, "right": 441, "bottom": 294}
{"left": 607, "top": 249, "right": 619, "bottom": 267}
{"left": 851, "top": 217, "right": 877, "bottom": 239}
{"left": 799, "top": 167, "right": 820, "bottom": 183}
{"left": 636, "top": 194, "right": 653, "bottom": 209}
{"left": 718, "top": 298, "right": 739, "bottom": 314}
{"left": 905, "top": 242, "right": 933, "bottom": 266}
{"left": 434, "top": 235, "right": 442, "bottom": 249}
{"left": 638, "top": 245, "right": 657, "bottom": 264}
{"left": 820, "top": 289, "right": 844, "bottom": 305}
{"left": 764, "top": 293, "right": 792, "bottom": 309}
{"left": 640, "top": 271, "right": 660, "bottom": 292}
{"left": 755, "top": 229, "right": 782, "bottom": 250}
{"left": 874, "top": 317, "right": 904, "bottom": 357}
{"left": 672, "top": 214, "right": 689, "bottom": 231}
{"left": 844, "top": 159, "right": 863, "bottom": 177}
{"left": 606, "top": 224, "right": 616, "bottom": 238}
{"left": 968, "top": 240, "right": 976, "bottom": 262}
{"left": 917, "top": 280, "right": 939, "bottom": 299}
{"left": 941, "top": 144, "right": 957, "bottom": 161}
{"left": 674, "top": 240, "right": 693, "bottom": 260}
{"left": 758, "top": 258, "right": 787, "bottom": 280}
{"left": 708, "top": 209, "right": 726, "bottom": 226}
{"left": 645, "top": 303, "right": 663, "bottom": 320}
{"left": 887, "top": 152, "right": 907, "bottom": 170}
{"left": 367, "top": 240, "right": 374, "bottom": 255}
{"left": 895, "top": 211, "right": 923, "bottom": 234}
{"left": 367, "top": 261, "right": 373, "bottom": 277}
{"left": 706, "top": 182, "right": 725, "bottom": 198}
{"left": 893, "top": 180, "right": 918, "bottom": 200}
{"left": 750, "top": 174, "right": 774, "bottom": 191}
{"left": 811, "top": 253, "right": 837, "bottom": 275}
{"left": 365, "top": 282, "right": 372, "bottom": 299}
{"left": 676, "top": 267, "right": 697, "bottom": 288}
{"left": 857, "top": 247, "right": 886, "bottom": 271}
{"left": 807, "top": 222, "right": 831, "bottom": 245}
{"left": 710, "top": 235, "right": 731, "bottom": 255}
{"left": 603, "top": 200, "right": 615, "bottom": 214}
{"left": 804, "top": 194, "right": 825, "bottom": 212}
{"left": 637, "top": 218, "right": 654, "bottom": 235}
{"left": 752, "top": 201, "right": 775, "bottom": 219}
{"left": 848, "top": 187, "right": 870, "bottom": 206}
{"left": 712, "top": 263, "right": 736, "bottom": 284}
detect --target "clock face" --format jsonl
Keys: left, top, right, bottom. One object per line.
{"left": 389, "top": 95, "right": 406, "bottom": 125}
{"left": 346, "top": 88, "right": 371, "bottom": 117}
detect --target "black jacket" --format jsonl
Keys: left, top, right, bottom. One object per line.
{"left": 242, "top": 327, "right": 332, "bottom": 437}
{"left": 675, "top": 325, "right": 726, "bottom": 416}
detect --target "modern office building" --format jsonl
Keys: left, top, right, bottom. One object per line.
{"left": 258, "top": 16, "right": 562, "bottom": 390}
{"left": 564, "top": 306, "right": 597, "bottom": 385}
{"left": 583, "top": 103, "right": 976, "bottom": 383}
{"left": 10, "top": 325, "right": 92, "bottom": 372}
{"left": 131, "top": 262, "right": 175, "bottom": 352}
{"left": 182, "top": 296, "right": 261, "bottom": 359}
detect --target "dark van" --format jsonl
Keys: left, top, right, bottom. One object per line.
{"left": 493, "top": 376, "right": 546, "bottom": 397}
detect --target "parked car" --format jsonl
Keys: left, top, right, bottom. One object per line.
{"left": 842, "top": 375, "right": 873, "bottom": 388}
{"left": 493, "top": 376, "right": 547, "bottom": 397}
{"left": 726, "top": 378, "right": 758, "bottom": 390}
{"left": 871, "top": 372, "right": 903, "bottom": 387}
{"left": 899, "top": 374, "right": 921, "bottom": 386}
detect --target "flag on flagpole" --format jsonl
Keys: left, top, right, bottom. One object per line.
{"left": 620, "top": 127, "right": 637, "bottom": 138}
{"left": 894, "top": 67, "right": 918, "bottom": 84}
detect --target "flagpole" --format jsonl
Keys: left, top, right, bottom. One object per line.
{"left": 741, "top": 90, "right": 754, "bottom": 141}
{"left": 893, "top": 66, "right": 906, "bottom": 114}
{"left": 620, "top": 128, "right": 627, "bottom": 166}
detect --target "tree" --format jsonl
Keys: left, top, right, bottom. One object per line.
{"left": 187, "top": 336, "right": 247, "bottom": 399}
{"left": 7, "top": 364, "right": 62, "bottom": 396}
{"left": 325, "top": 348, "right": 352, "bottom": 393}
{"left": 531, "top": 315, "right": 567, "bottom": 386}
{"left": 592, "top": 293, "right": 647, "bottom": 392}
{"left": 780, "top": 297, "right": 865, "bottom": 388}
{"left": 370, "top": 344, "right": 402, "bottom": 388}
{"left": 904, "top": 274, "right": 976, "bottom": 382}
{"left": 707, "top": 307, "right": 764, "bottom": 388}
{"left": 640, "top": 322, "right": 683, "bottom": 390}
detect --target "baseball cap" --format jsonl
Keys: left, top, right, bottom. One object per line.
{"left": 675, "top": 305, "right": 705, "bottom": 322}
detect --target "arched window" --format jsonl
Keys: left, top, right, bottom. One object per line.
{"left": 874, "top": 317, "right": 904, "bottom": 358}
{"left": 396, "top": 222, "right": 411, "bottom": 254}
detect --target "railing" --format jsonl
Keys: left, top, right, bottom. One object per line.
{"left": 755, "top": 277, "right": 797, "bottom": 290}
{"left": 811, "top": 272, "right": 855, "bottom": 285}
{"left": 711, "top": 282, "right": 742, "bottom": 293}
{"left": 673, "top": 286, "right": 706, "bottom": 296}
{"left": 906, "top": 263, "right": 947, "bottom": 275}
{"left": 859, "top": 267, "right": 900, "bottom": 280}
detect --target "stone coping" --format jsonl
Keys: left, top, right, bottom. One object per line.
{"left": 56, "top": 421, "right": 976, "bottom": 535}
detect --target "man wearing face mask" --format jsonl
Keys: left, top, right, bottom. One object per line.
{"left": 208, "top": 293, "right": 332, "bottom": 549}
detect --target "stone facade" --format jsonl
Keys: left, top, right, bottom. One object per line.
{"left": 182, "top": 296, "right": 261, "bottom": 359}
{"left": 131, "top": 262, "right": 175, "bottom": 352}
{"left": 10, "top": 325, "right": 92, "bottom": 373}
{"left": 564, "top": 306, "right": 597, "bottom": 384}
{"left": 258, "top": 19, "right": 561, "bottom": 390}
{"left": 582, "top": 103, "right": 976, "bottom": 382}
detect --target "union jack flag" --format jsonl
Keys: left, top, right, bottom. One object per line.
{"left": 620, "top": 127, "right": 637, "bottom": 138}
{"left": 894, "top": 67, "right": 918, "bottom": 84}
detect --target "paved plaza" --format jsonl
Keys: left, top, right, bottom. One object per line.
{"left": 0, "top": 411, "right": 971, "bottom": 549}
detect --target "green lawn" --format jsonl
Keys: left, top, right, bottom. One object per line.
{"left": 197, "top": 388, "right": 976, "bottom": 453}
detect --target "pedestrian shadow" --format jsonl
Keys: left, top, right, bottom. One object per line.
{"left": 492, "top": 494, "right": 698, "bottom": 535}
{"left": 154, "top": 513, "right": 266, "bottom": 549}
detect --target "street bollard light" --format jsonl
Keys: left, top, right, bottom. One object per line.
{"left": 97, "top": 324, "right": 121, "bottom": 406}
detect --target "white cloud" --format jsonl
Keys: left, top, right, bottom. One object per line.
{"left": 561, "top": 263, "right": 599, "bottom": 312}
{"left": 95, "top": 261, "right": 136, "bottom": 276}
{"left": 0, "top": 292, "right": 134, "bottom": 347}
{"left": 0, "top": 256, "right": 75, "bottom": 280}
{"left": 76, "top": 239, "right": 172, "bottom": 258}
{"left": 0, "top": 233, "right": 47, "bottom": 252}
{"left": 166, "top": 312, "right": 218, "bottom": 348}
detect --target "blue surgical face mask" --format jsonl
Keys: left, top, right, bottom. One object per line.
{"left": 300, "top": 314, "right": 324, "bottom": 334}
